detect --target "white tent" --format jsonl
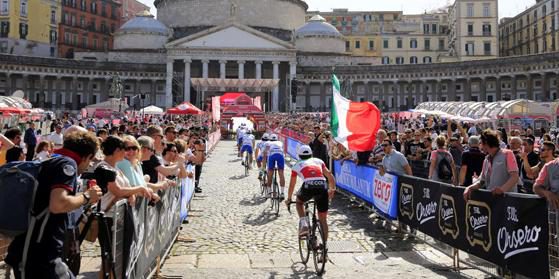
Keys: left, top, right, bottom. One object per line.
{"left": 141, "top": 105, "right": 164, "bottom": 115}
{"left": 85, "top": 98, "right": 128, "bottom": 116}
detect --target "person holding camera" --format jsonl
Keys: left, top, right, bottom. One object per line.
{"left": 6, "top": 131, "right": 103, "bottom": 279}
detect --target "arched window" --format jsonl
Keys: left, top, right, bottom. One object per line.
{"left": 410, "top": 39, "right": 417, "bottom": 48}
{"left": 423, "top": 56, "right": 432, "bottom": 63}
{"left": 396, "top": 57, "right": 404, "bottom": 64}
{"left": 382, "top": 56, "right": 390, "bottom": 64}
{"left": 410, "top": 56, "right": 418, "bottom": 64}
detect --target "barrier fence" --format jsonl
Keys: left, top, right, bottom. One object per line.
{"left": 278, "top": 129, "right": 553, "bottom": 278}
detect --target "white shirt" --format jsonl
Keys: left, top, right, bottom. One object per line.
{"left": 49, "top": 132, "right": 64, "bottom": 146}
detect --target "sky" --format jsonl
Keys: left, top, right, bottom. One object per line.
{"left": 138, "top": 0, "right": 537, "bottom": 19}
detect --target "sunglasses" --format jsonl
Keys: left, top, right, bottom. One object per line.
{"left": 125, "top": 146, "right": 139, "bottom": 151}
{"left": 382, "top": 144, "right": 390, "bottom": 147}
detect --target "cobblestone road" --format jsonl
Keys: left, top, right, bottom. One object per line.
{"left": 159, "top": 140, "right": 485, "bottom": 278}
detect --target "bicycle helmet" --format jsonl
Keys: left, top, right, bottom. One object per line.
{"left": 270, "top": 134, "right": 278, "bottom": 141}
{"left": 246, "top": 129, "right": 253, "bottom": 134}
{"left": 262, "top": 133, "right": 270, "bottom": 141}
{"left": 297, "top": 145, "right": 313, "bottom": 157}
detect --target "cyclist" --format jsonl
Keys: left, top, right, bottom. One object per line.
{"left": 263, "top": 134, "right": 286, "bottom": 199}
{"left": 285, "top": 145, "right": 336, "bottom": 242}
{"left": 255, "top": 133, "right": 270, "bottom": 180}
{"left": 236, "top": 123, "right": 247, "bottom": 157}
{"left": 240, "top": 129, "right": 255, "bottom": 169}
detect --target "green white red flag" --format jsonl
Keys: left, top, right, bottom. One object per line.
{"left": 330, "top": 74, "right": 381, "bottom": 151}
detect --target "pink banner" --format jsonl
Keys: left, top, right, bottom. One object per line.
{"left": 207, "top": 130, "right": 221, "bottom": 153}
{"left": 212, "top": 96, "right": 221, "bottom": 122}
{"left": 254, "top": 97, "right": 262, "bottom": 110}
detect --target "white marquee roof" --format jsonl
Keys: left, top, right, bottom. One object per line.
{"left": 191, "top": 78, "right": 279, "bottom": 91}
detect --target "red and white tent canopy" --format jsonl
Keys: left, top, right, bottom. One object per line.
{"left": 167, "top": 102, "right": 203, "bottom": 115}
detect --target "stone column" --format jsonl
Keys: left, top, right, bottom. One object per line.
{"left": 511, "top": 75, "right": 517, "bottom": 100}
{"left": 219, "top": 60, "right": 227, "bottom": 79}
{"left": 165, "top": 59, "right": 174, "bottom": 108}
{"left": 70, "top": 77, "right": 78, "bottom": 110}
{"left": 526, "top": 74, "right": 534, "bottom": 100}
{"left": 305, "top": 81, "right": 311, "bottom": 111}
{"left": 407, "top": 81, "right": 413, "bottom": 108}
{"left": 272, "top": 61, "right": 280, "bottom": 112}
{"left": 319, "top": 81, "right": 326, "bottom": 111}
{"left": 202, "top": 60, "right": 209, "bottom": 79}
{"left": 39, "top": 75, "right": 46, "bottom": 107}
{"left": 448, "top": 79, "right": 456, "bottom": 101}
{"left": 150, "top": 79, "right": 157, "bottom": 105}
{"left": 495, "top": 76, "right": 502, "bottom": 101}
{"left": 383, "top": 82, "right": 390, "bottom": 111}
{"left": 399, "top": 82, "right": 406, "bottom": 110}
{"left": 480, "top": 77, "right": 487, "bottom": 102}
{"left": 237, "top": 60, "right": 245, "bottom": 79}
{"left": 289, "top": 61, "right": 297, "bottom": 78}
{"left": 422, "top": 80, "right": 429, "bottom": 103}
{"left": 393, "top": 81, "right": 399, "bottom": 110}
{"left": 543, "top": 73, "right": 550, "bottom": 101}
{"left": 464, "top": 78, "right": 472, "bottom": 101}
{"left": 5, "top": 74, "right": 12, "bottom": 95}
{"left": 434, "top": 79, "right": 441, "bottom": 101}
{"left": 183, "top": 58, "right": 191, "bottom": 103}
{"left": 255, "top": 60, "right": 262, "bottom": 80}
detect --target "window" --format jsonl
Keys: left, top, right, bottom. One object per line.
{"left": 467, "top": 3, "right": 474, "bottom": 17}
{"left": 432, "top": 24, "right": 437, "bottom": 34}
{"left": 483, "top": 4, "right": 490, "bottom": 17}
{"left": 80, "top": 0, "right": 86, "bottom": 11}
{"left": 482, "top": 24, "right": 492, "bottom": 36}
{"left": 0, "top": 0, "right": 8, "bottom": 15}
{"left": 382, "top": 56, "right": 390, "bottom": 64}
{"left": 19, "top": 23, "right": 28, "bottom": 39}
{"left": 64, "top": 32, "right": 71, "bottom": 44}
{"left": 51, "top": 10, "right": 57, "bottom": 24}
{"left": 49, "top": 30, "right": 57, "bottom": 44}
{"left": 345, "top": 41, "right": 350, "bottom": 51}
{"left": 111, "top": 23, "right": 115, "bottom": 33}
{"left": 93, "top": 38, "right": 98, "bottom": 49}
{"left": 368, "top": 40, "right": 374, "bottom": 50}
{"left": 50, "top": 47, "right": 55, "bottom": 57}
{"left": 71, "top": 14, "right": 76, "bottom": 26}
{"left": 424, "top": 38, "right": 431, "bottom": 50}
{"left": 465, "top": 42, "right": 475, "bottom": 55}
{"left": 91, "top": 1, "right": 97, "bottom": 14}
{"left": 396, "top": 57, "right": 404, "bottom": 64}
{"left": 20, "top": 0, "right": 27, "bottom": 17}
{"left": 423, "top": 56, "right": 432, "bottom": 63}
{"left": 534, "top": 24, "right": 538, "bottom": 36}
{"left": 80, "top": 16, "right": 85, "bottom": 27}
{"left": 410, "top": 56, "right": 418, "bottom": 64}
{"left": 423, "top": 24, "right": 430, "bottom": 34}
{"left": 484, "top": 42, "right": 491, "bottom": 55}
{"left": 72, "top": 34, "right": 78, "bottom": 46}
{"left": 111, "top": 5, "right": 117, "bottom": 19}
{"left": 0, "top": 41, "right": 7, "bottom": 53}
{"left": 355, "top": 40, "right": 360, "bottom": 49}
{"left": 82, "top": 37, "right": 88, "bottom": 48}
{"left": 468, "top": 23, "right": 474, "bottom": 36}
{"left": 410, "top": 39, "right": 417, "bottom": 48}
{"left": 383, "top": 39, "right": 389, "bottom": 48}
{"left": 397, "top": 39, "right": 402, "bottom": 48}
{"left": 543, "top": 4, "right": 547, "bottom": 15}
{"left": 0, "top": 21, "right": 8, "bottom": 38}
{"left": 439, "top": 39, "right": 445, "bottom": 50}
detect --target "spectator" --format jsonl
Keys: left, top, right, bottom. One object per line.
{"left": 429, "top": 136, "right": 457, "bottom": 184}
{"left": 448, "top": 137, "right": 463, "bottom": 177}
{"left": 97, "top": 129, "right": 108, "bottom": 142}
{"left": 370, "top": 129, "right": 388, "bottom": 165}
{"left": 138, "top": 136, "right": 184, "bottom": 184}
{"left": 522, "top": 141, "right": 556, "bottom": 181}
{"left": 389, "top": 131, "right": 401, "bottom": 152}
{"left": 24, "top": 122, "right": 37, "bottom": 161}
{"left": 534, "top": 147, "right": 559, "bottom": 208}
{"left": 0, "top": 128, "right": 18, "bottom": 165}
{"left": 405, "top": 130, "right": 423, "bottom": 161}
{"left": 146, "top": 126, "right": 165, "bottom": 156}
{"left": 379, "top": 139, "right": 413, "bottom": 176}
{"left": 6, "top": 146, "right": 25, "bottom": 162}
{"left": 309, "top": 126, "right": 328, "bottom": 163}
{"left": 98, "top": 136, "right": 155, "bottom": 211}
{"left": 460, "top": 136, "right": 485, "bottom": 187}
{"left": 417, "top": 137, "right": 433, "bottom": 160}
{"left": 48, "top": 125, "right": 64, "bottom": 149}
{"left": 34, "top": 141, "right": 53, "bottom": 161}
{"left": 517, "top": 137, "right": 541, "bottom": 193}
{"left": 464, "top": 130, "right": 520, "bottom": 200}
{"left": 5, "top": 131, "right": 102, "bottom": 278}
{"left": 164, "top": 126, "right": 177, "bottom": 143}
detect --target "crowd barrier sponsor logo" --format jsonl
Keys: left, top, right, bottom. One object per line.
{"left": 438, "top": 194, "right": 459, "bottom": 239}
{"left": 333, "top": 160, "right": 398, "bottom": 219}
{"left": 397, "top": 176, "right": 549, "bottom": 278}
{"left": 466, "top": 201, "right": 492, "bottom": 252}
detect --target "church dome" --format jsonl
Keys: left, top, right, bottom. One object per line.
{"left": 117, "top": 11, "right": 169, "bottom": 36}
{"left": 295, "top": 15, "right": 342, "bottom": 38}
{"left": 114, "top": 11, "right": 170, "bottom": 50}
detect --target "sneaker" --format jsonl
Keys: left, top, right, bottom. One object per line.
{"left": 195, "top": 187, "right": 202, "bottom": 193}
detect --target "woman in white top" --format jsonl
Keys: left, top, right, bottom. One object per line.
{"left": 34, "top": 141, "right": 52, "bottom": 161}
{"left": 97, "top": 136, "right": 155, "bottom": 211}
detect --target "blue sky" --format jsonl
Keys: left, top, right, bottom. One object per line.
{"left": 138, "top": 0, "right": 537, "bottom": 19}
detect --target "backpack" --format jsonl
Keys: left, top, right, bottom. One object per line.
{"left": 437, "top": 152, "right": 453, "bottom": 181}
{"left": 0, "top": 161, "right": 49, "bottom": 237}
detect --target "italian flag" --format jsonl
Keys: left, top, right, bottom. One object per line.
{"left": 331, "top": 74, "right": 381, "bottom": 152}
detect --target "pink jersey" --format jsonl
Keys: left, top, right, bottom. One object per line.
{"left": 291, "top": 158, "right": 327, "bottom": 182}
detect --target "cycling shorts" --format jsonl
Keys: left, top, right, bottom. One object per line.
{"left": 267, "top": 154, "right": 285, "bottom": 170}
{"left": 237, "top": 137, "right": 243, "bottom": 145}
{"left": 240, "top": 145, "right": 253, "bottom": 154}
{"left": 297, "top": 180, "right": 329, "bottom": 213}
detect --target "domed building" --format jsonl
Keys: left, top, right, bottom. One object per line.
{"left": 295, "top": 15, "right": 345, "bottom": 54}
{"left": 114, "top": 11, "right": 170, "bottom": 50}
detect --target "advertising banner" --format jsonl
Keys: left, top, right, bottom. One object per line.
{"left": 398, "top": 176, "right": 549, "bottom": 278}
{"left": 180, "top": 165, "right": 195, "bottom": 222}
{"left": 333, "top": 160, "right": 399, "bottom": 219}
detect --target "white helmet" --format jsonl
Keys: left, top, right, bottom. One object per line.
{"left": 246, "top": 129, "right": 252, "bottom": 134}
{"left": 262, "top": 133, "right": 270, "bottom": 140}
{"left": 270, "top": 134, "right": 278, "bottom": 141}
{"left": 297, "top": 145, "right": 313, "bottom": 157}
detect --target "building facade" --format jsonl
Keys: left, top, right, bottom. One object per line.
{"left": 0, "top": 0, "right": 61, "bottom": 57}
{"left": 58, "top": 0, "right": 122, "bottom": 58}
{"left": 448, "top": 0, "right": 499, "bottom": 61}
{"left": 121, "top": 0, "right": 150, "bottom": 23}
{"left": 499, "top": 0, "right": 559, "bottom": 57}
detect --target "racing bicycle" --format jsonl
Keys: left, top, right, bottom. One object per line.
{"left": 269, "top": 168, "right": 280, "bottom": 216}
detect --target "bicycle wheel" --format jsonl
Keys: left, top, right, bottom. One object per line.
{"left": 244, "top": 154, "right": 249, "bottom": 176}
{"left": 312, "top": 220, "right": 327, "bottom": 276}
{"left": 260, "top": 172, "right": 267, "bottom": 196}
{"left": 299, "top": 217, "right": 311, "bottom": 264}
{"left": 272, "top": 172, "right": 280, "bottom": 216}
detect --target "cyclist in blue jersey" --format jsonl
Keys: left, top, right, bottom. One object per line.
{"left": 262, "top": 134, "right": 285, "bottom": 199}
{"left": 255, "top": 133, "right": 270, "bottom": 180}
{"left": 236, "top": 123, "right": 247, "bottom": 157}
{"left": 240, "top": 129, "right": 255, "bottom": 169}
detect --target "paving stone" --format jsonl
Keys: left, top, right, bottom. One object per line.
{"left": 197, "top": 254, "right": 250, "bottom": 269}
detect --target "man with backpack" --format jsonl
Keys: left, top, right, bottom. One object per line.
{"left": 429, "top": 136, "right": 457, "bottom": 185}
{"left": 4, "top": 131, "right": 102, "bottom": 279}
